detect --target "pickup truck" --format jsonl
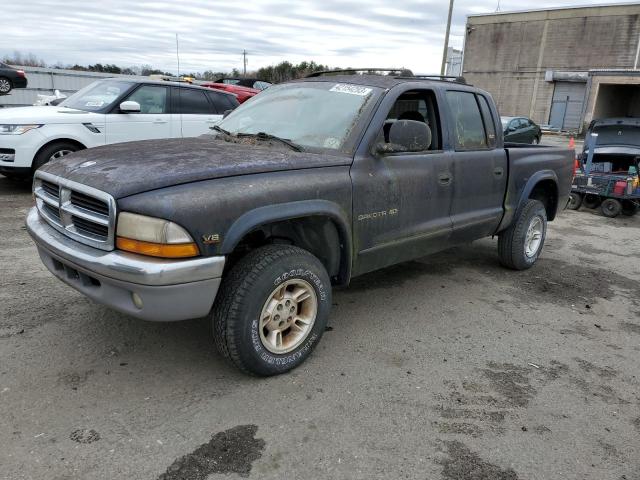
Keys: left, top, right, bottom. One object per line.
{"left": 26, "top": 72, "right": 574, "bottom": 376}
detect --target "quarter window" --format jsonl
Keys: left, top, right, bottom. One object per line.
{"left": 446, "top": 91, "right": 487, "bottom": 150}
{"left": 126, "top": 85, "right": 168, "bottom": 114}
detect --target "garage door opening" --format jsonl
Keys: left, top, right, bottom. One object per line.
{"left": 593, "top": 84, "right": 640, "bottom": 120}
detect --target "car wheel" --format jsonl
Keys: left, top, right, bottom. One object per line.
{"left": 621, "top": 200, "right": 638, "bottom": 216}
{"left": 601, "top": 198, "right": 622, "bottom": 218}
{"left": 582, "top": 194, "right": 601, "bottom": 209}
{"left": 567, "top": 192, "right": 583, "bottom": 210}
{"left": 213, "top": 245, "right": 331, "bottom": 376}
{"left": 533, "top": 136, "right": 540, "bottom": 145}
{"left": 498, "top": 199, "right": 547, "bottom": 270}
{"left": 0, "top": 77, "right": 12, "bottom": 95}
{"left": 32, "top": 141, "right": 80, "bottom": 172}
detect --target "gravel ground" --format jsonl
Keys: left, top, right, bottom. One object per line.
{"left": 1, "top": 175, "right": 639, "bottom": 480}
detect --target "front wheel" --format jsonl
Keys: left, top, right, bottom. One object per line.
{"left": 498, "top": 199, "right": 547, "bottom": 270}
{"left": 621, "top": 200, "right": 638, "bottom": 217}
{"left": 567, "top": 192, "right": 583, "bottom": 210}
{"left": 32, "top": 141, "right": 80, "bottom": 172}
{"left": 212, "top": 245, "right": 331, "bottom": 376}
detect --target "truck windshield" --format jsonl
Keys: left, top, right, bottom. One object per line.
{"left": 60, "top": 80, "right": 133, "bottom": 112}
{"left": 217, "top": 82, "right": 380, "bottom": 151}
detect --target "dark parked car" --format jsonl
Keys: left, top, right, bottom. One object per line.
{"left": 214, "top": 77, "right": 271, "bottom": 90}
{"left": 0, "top": 63, "right": 28, "bottom": 95}
{"left": 502, "top": 116, "right": 542, "bottom": 144}
{"left": 27, "top": 72, "right": 574, "bottom": 376}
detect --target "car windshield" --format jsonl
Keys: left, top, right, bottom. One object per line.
{"left": 592, "top": 124, "right": 640, "bottom": 147}
{"left": 60, "top": 80, "right": 133, "bottom": 112}
{"left": 217, "top": 82, "right": 380, "bottom": 150}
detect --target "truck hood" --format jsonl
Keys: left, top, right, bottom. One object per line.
{"left": 40, "top": 136, "right": 351, "bottom": 199}
{"left": 0, "top": 105, "right": 101, "bottom": 124}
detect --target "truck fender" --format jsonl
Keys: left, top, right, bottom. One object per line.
{"left": 220, "top": 199, "right": 353, "bottom": 282}
{"left": 515, "top": 170, "right": 559, "bottom": 216}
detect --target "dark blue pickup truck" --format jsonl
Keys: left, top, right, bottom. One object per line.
{"left": 26, "top": 71, "right": 574, "bottom": 376}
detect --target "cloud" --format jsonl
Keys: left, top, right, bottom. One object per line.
{"left": 2, "top": 0, "right": 636, "bottom": 73}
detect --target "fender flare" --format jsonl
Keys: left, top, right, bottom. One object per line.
{"left": 516, "top": 170, "right": 559, "bottom": 217}
{"left": 220, "top": 199, "right": 353, "bottom": 282}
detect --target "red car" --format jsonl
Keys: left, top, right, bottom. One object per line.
{"left": 201, "top": 82, "right": 259, "bottom": 104}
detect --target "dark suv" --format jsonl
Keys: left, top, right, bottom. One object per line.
{"left": 0, "top": 63, "right": 28, "bottom": 95}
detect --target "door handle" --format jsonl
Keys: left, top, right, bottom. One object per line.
{"left": 493, "top": 167, "right": 504, "bottom": 177}
{"left": 153, "top": 118, "right": 168, "bottom": 124}
{"left": 438, "top": 172, "right": 452, "bottom": 186}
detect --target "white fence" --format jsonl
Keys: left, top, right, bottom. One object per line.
{"left": 0, "top": 65, "right": 135, "bottom": 108}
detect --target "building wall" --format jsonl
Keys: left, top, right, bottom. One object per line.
{"left": 463, "top": 4, "right": 640, "bottom": 127}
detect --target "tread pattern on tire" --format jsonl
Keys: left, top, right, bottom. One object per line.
{"left": 213, "top": 244, "right": 316, "bottom": 375}
{"left": 498, "top": 199, "right": 546, "bottom": 271}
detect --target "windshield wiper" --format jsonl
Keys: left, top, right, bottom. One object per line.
{"left": 236, "top": 131, "right": 303, "bottom": 152}
{"left": 212, "top": 125, "right": 232, "bottom": 136}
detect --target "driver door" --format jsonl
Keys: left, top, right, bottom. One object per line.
{"left": 105, "top": 84, "right": 171, "bottom": 145}
{"left": 350, "top": 88, "right": 453, "bottom": 276}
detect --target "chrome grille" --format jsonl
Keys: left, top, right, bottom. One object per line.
{"left": 33, "top": 171, "right": 116, "bottom": 251}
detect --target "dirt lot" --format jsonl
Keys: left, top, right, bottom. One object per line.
{"left": 1, "top": 175, "right": 639, "bottom": 480}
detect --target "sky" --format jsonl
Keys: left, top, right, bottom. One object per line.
{"left": 3, "top": 0, "right": 638, "bottom": 74}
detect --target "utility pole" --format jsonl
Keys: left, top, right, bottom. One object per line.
{"left": 440, "top": 0, "right": 455, "bottom": 76}
{"left": 242, "top": 50, "right": 247, "bottom": 77}
{"left": 176, "top": 33, "right": 180, "bottom": 77}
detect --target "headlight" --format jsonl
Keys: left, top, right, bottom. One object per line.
{"left": 116, "top": 212, "right": 199, "bottom": 258}
{"left": 0, "top": 124, "right": 43, "bottom": 135}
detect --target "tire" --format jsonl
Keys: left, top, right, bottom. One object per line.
{"left": 533, "top": 136, "right": 540, "bottom": 145}
{"left": 583, "top": 194, "right": 602, "bottom": 209}
{"left": 498, "top": 199, "right": 547, "bottom": 270}
{"left": 0, "top": 77, "right": 12, "bottom": 95}
{"left": 601, "top": 198, "right": 622, "bottom": 218}
{"left": 567, "top": 192, "right": 583, "bottom": 210}
{"left": 213, "top": 245, "right": 331, "bottom": 376}
{"left": 32, "top": 141, "right": 80, "bottom": 171}
{"left": 621, "top": 200, "right": 638, "bottom": 217}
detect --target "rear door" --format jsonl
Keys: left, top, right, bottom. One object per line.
{"left": 351, "top": 87, "right": 453, "bottom": 275}
{"left": 171, "top": 87, "right": 222, "bottom": 138}
{"left": 445, "top": 91, "right": 508, "bottom": 242}
{"left": 105, "top": 84, "right": 171, "bottom": 144}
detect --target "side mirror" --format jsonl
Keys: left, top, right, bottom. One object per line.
{"left": 222, "top": 109, "right": 233, "bottom": 119}
{"left": 119, "top": 100, "right": 141, "bottom": 113}
{"left": 379, "top": 120, "right": 431, "bottom": 154}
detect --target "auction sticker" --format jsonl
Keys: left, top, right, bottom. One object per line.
{"left": 330, "top": 84, "right": 372, "bottom": 96}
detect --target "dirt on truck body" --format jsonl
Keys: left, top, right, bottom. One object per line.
{"left": 26, "top": 70, "right": 575, "bottom": 375}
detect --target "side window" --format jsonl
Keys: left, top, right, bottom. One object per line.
{"left": 254, "top": 81, "right": 271, "bottom": 91}
{"left": 477, "top": 95, "right": 497, "bottom": 148}
{"left": 519, "top": 119, "right": 529, "bottom": 128}
{"left": 378, "top": 89, "right": 441, "bottom": 153}
{"left": 206, "top": 91, "right": 232, "bottom": 113}
{"left": 174, "top": 88, "right": 210, "bottom": 114}
{"left": 445, "top": 91, "right": 487, "bottom": 150}
{"left": 126, "top": 85, "right": 168, "bottom": 114}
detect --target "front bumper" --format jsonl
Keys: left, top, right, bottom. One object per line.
{"left": 0, "top": 128, "right": 45, "bottom": 170}
{"left": 26, "top": 207, "right": 225, "bottom": 321}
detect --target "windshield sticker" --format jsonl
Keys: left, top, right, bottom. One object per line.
{"left": 85, "top": 101, "right": 105, "bottom": 107}
{"left": 330, "top": 84, "right": 372, "bottom": 96}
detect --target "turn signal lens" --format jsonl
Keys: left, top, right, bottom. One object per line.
{"left": 116, "top": 237, "right": 199, "bottom": 258}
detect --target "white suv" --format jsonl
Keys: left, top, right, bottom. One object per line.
{"left": 0, "top": 78, "right": 239, "bottom": 178}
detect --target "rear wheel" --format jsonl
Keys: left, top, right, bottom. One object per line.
{"left": 583, "top": 194, "right": 602, "bottom": 209}
{"left": 601, "top": 198, "right": 622, "bottom": 218}
{"left": 498, "top": 199, "right": 547, "bottom": 270}
{"left": 212, "top": 245, "right": 331, "bottom": 376}
{"left": 533, "top": 136, "right": 540, "bottom": 145}
{"left": 32, "top": 141, "right": 80, "bottom": 172}
{"left": 0, "top": 77, "right": 12, "bottom": 95}
{"left": 567, "top": 192, "right": 583, "bottom": 210}
{"left": 621, "top": 200, "right": 638, "bottom": 217}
